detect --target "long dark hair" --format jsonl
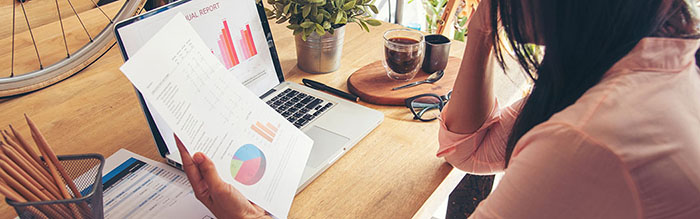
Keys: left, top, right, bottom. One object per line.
{"left": 491, "top": 0, "right": 699, "bottom": 167}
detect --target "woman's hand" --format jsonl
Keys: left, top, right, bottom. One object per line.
{"left": 175, "top": 134, "right": 269, "bottom": 219}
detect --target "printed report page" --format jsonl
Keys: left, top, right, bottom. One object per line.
{"left": 116, "top": 0, "right": 280, "bottom": 165}
{"left": 119, "top": 14, "right": 313, "bottom": 218}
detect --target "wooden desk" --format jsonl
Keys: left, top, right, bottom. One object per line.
{"left": 0, "top": 21, "right": 466, "bottom": 218}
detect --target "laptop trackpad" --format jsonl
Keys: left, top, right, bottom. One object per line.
{"left": 304, "top": 126, "right": 348, "bottom": 168}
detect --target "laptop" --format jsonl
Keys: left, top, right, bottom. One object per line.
{"left": 114, "top": 0, "right": 383, "bottom": 192}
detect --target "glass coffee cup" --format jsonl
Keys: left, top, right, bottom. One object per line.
{"left": 383, "top": 29, "right": 425, "bottom": 81}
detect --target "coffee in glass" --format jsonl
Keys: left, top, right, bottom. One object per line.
{"left": 383, "top": 29, "right": 424, "bottom": 81}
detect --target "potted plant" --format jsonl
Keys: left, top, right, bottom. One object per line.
{"left": 265, "top": 0, "right": 382, "bottom": 73}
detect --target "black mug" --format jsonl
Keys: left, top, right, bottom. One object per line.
{"left": 422, "top": 34, "right": 451, "bottom": 74}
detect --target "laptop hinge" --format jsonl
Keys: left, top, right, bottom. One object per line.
{"left": 166, "top": 157, "right": 184, "bottom": 171}
{"left": 259, "top": 88, "right": 276, "bottom": 99}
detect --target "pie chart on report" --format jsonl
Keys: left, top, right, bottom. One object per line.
{"left": 230, "top": 144, "right": 266, "bottom": 185}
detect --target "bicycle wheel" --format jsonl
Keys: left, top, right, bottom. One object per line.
{"left": 0, "top": 0, "right": 146, "bottom": 97}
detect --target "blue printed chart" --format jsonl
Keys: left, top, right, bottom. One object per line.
{"left": 230, "top": 144, "right": 266, "bottom": 185}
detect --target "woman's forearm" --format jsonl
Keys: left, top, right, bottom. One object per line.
{"left": 443, "top": 31, "right": 495, "bottom": 134}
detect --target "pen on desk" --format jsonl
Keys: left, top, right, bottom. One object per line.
{"left": 302, "top": 79, "right": 359, "bottom": 102}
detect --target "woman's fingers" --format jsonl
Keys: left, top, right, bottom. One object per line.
{"left": 175, "top": 135, "right": 200, "bottom": 183}
{"left": 193, "top": 152, "right": 227, "bottom": 192}
{"left": 174, "top": 134, "right": 211, "bottom": 204}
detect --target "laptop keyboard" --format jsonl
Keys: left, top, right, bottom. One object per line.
{"left": 266, "top": 88, "right": 334, "bottom": 128}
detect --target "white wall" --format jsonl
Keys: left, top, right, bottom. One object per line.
{"left": 373, "top": 0, "right": 427, "bottom": 31}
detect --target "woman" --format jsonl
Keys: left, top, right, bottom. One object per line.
{"left": 178, "top": 0, "right": 700, "bottom": 217}
{"left": 440, "top": 0, "right": 700, "bottom": 217}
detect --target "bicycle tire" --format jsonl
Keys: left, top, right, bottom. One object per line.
{"left": 0, "top": 0, "right": 146, "bottom": 97}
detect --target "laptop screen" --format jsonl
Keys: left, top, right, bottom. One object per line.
{"left": 117, "top": 0, "right": 281, "bottom": 94}
{"left": 115, "top": 0, "right": 284, "bottom": 162}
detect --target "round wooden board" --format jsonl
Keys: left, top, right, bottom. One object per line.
{"left": 348, "top": 57, "right": 461, "bottom": 106}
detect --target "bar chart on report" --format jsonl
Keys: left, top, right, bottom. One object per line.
{"left": 216, "top": 20, "right": 259, "bottom": 69}
{"left": 250, "top": 121, "right": 279, "bottom": 143}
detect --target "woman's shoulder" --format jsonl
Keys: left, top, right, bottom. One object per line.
{"left": 536, "top": 37, "right": 700, "bottom": 153}
{"left": 530, "top": 64, "right": 700, "bottom": 175}
{"left": 545, "top": 67, "right": 700, "bottom": 152}
{"left": 516, "top": 68, "right": 700, "bottom": 217}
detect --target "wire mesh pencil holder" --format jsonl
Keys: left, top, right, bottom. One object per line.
{"left": 6, "top": 153, "right": 105, "bottom": 219}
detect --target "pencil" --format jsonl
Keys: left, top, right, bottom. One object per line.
{"left": 0, "top": 178, "right": 24, "bottom": 201}
{"left": 3, "top": 131, "right": 36, "bottom": 165}
{"left": 0, "top": 179, "right": 49, "bottom": 219}
{"left": 37, "top": 144, "right": 85, "bottom": 218}
{"left": 1, "top": 133, "right": 52, "bottom": 180}
{"left": 0, "top": 160, "right": 59, "bottom": 201}
{"left": 0, "top": 150, "right": 61, "bottom": 200}
{"left": 9, "top": 125, "right": 43, "bottom": 166}
{"left": 24, "top": 116, "right": 91, "bottom": 218}
{"left": 30, "top": 133, "right": 85, "bottom": 218}
{"left": 0, "top": 168, "right": 71, "bottom": 218}
{"left": 0, "top": 158, "right": 59, "bottom": 201}
{"left": 35, "top": 137, "right": 75, "bottom": 199}
{"left": 2, "top": 130, "right": 19, "bottom": 147}
{"left": 0, "top": 144, "right": 57, "bottom": 194}
{"left": 0, "top": 137, "right": 53, "bottom": 183}
{"left": 25, "top": 115, "right": 82, "bottom": 199}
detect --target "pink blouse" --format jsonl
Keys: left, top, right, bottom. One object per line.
{"left": 438, "top": 37, "right": 700, "bottom": 218}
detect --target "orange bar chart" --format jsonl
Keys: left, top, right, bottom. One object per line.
{"left": 250, "top": 121, "right": 279, "bottom": 143}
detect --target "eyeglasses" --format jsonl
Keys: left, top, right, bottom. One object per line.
{"left": 404, "top": 91, "right": 452, "bottom": 122}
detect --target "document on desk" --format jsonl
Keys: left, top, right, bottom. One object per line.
{"left": 95, "top": 149, "right": 213, "bottom": 218}
{"left": 119, "top": 14, "right": 313, "bottom": 218}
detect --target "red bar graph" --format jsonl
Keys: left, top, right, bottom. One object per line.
{"left": 239, "top": 24, "right": 258, "bottom": 59}
{"left": 223, "top": 21, "right": 239, "bottom": 65}
{"left": 216, "top": 21, "right": 258, "bottom": 69}
{"left": 245, "top": 24, "right": 258, "bottom": 55}
{"left": 218, "top": 38, "right": 231, "bottom": 67}
{"left": 218, "top": 20, "right": 239, "bottom": 69}
{"left": 239, "top": 38, "right": 250, "bottom": 60}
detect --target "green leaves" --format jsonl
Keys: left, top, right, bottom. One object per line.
{"left": 319, "top": 9, "right": 331, "bottom": 19}
{"left": 264, "top": 8, "right": 275, "bottom": 19}
{"left": 342, "top": 0, "right": 355, "bottom": 10}
{"left": 302, "top": 27, "right": 314, "bottom": 41}
{"left": 357, "top": 19, "right": 369, "bottom": 32}
{"left": 302, "top": 5, "right": 311, "bottom": 17}
{"left": 283, "top": 3, "right": 291, "bottom": 14}
{"left": 369, "top": 4, "right": 378, "bottom": 14}
{"left": 334, "top": 11, "right": 344, "bottom": 24}
{"left": 265, "top": 0, "right": 382, "bottom": 40}
{"left": 311, "top": 5, "right": 318, "bottom": 18}
{"left": 365, "top": 19, "right": 381, "bottom": 26}
{"left": 286, "top": 24, "right": 300, "bottom": 29}
{"left": 300, "top": 21, "right": 315, "bottom": 28}
{"left": 315, "top": 23, "right": 326, "bottom": 35}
